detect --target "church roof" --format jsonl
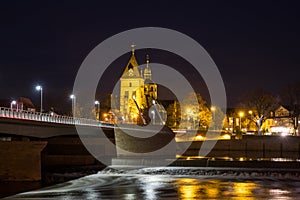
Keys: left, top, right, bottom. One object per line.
{"left": 121, "top": 48, "right": 142, "bottom": 78}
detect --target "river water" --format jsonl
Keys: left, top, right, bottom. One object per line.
{"left": 4, "top": 167, "right": 300, "bottom": 199}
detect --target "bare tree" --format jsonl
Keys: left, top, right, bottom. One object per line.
{"left": 240, "top": 88, "right": 278, "bottom": 135}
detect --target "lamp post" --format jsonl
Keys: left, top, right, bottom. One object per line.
{"left": 10, "top": 100, "right": 16, "bottom": 110}
{"left": 239, "top": 111, "right": 244, "bottom": 130}
{"left": 35, "top": 85, "right": 43, "bottom": 112}
{"left": 211, "top": 106, "right": 216, "bottom": 130}
{"left": 95, "top": 100, "right": 100, "bottom": 121}
{"left": 70, "top": 94, "right": 76, "bottom": 116}
{"left": 151, "top": 110, "right": 155, "bottom": 125}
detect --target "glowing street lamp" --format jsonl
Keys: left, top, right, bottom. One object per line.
{"left": 151, "top": 110, "right": 155, "bottom": 125}
{"left": 239, "top": 111, "right": 244, "bottom": 130}
{"left": 103, "top": 113, "right": 108, "bottom": 122}
{"left": 70, "top": 94, "right": 76, "bottom": 116}
{"left": 211, "top": 106, "right": 216, "bottom": 130}
{"left": 35, "top": 85, "right": 43, "bottom": 112}
{"left": 95, "top": 100, "right": 100, "bottom": 120}
{"left": 10, "top": 100, "right": 17, "bottom": 110}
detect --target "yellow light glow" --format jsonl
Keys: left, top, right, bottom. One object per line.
{"left": 211, "top": 106, "right": 216, "bottom": 111}
{"left": 176, "top": 179, "right": 201, "bottom": 200}
{"left": 195, "top": 135, "right": 204, "bottom": 141}
{"left": 206, "top": 186, "right": 219, "bottom": 198}
{"left": 233, "top": 182, "right": 257, "bottom": 199}
{"left": 221, "top": 134, "right": 231, "bottom": 140}
{"left": 186, "top": 108, "right": 191, "bottom": 113}
{"left": 239, "top": 111, "right": 244, "bottom": 117}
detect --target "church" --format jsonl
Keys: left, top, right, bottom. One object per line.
{"left": 119, "top": 46, "right": 157, "bottom": 123}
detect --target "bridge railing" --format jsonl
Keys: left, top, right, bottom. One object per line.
{"left": 0, "top": 107, "right": 113, "bottom": 127}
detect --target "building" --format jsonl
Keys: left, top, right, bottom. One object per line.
{"left": 223, "top": 105, "right": 299, "bottom": 135}
{"left": 0, "top": 97, "right": 35, "bottom": 111}
{"left": 119, "top": 46, "right": 157, "bottom": 123}
{"left": 267, "top": 105, "right": 297, "bottom": 135}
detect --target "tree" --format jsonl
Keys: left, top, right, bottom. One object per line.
{"left": 181, "top": 93, "right": 211, "bottom": 130}
{"left": 166, "top": 101, "right": 181, "bottom": 129}
{"left": 279, "top": 82, "right": 300, "bottom": 135}
{"left": 211, "top": 105, "right": 226, "bottom": 131}
{"left": 240, "top": 88, "right": 278, "bottom": 135}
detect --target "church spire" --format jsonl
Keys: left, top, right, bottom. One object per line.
{"left": 144, "top": 54, "right": 152, "bottom": 80}
{"left": 121, "top": 44, "right": 141, "bottom": 78}
{"left": 131, "top": 43, "right": 136, "bottom": 55}
{"left": 146, "top": 54, "right": 149, "bottom": 67}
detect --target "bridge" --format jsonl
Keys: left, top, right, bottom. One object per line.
{"left": 0, "top": 106, "right": 114, "bottom": 128}
{"left": 0, "top": 106, "right": 116, "bottom": 139}
{"left": 0, "top": 107, "right": 116, "bottom": 181}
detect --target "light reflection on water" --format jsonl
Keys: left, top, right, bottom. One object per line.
{"left": 5, "top": 167, "right": 300, "bottom": 200}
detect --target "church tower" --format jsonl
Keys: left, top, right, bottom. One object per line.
{"left": 144, "top": 55, "right": 152, "bottom": 80}
{"left": 143, "top": 55, "right": 157, "bottom": 107}
{"left": 119, "top": 45, "right": 145, "bottom": 122}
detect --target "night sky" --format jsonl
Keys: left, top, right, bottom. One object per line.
{"left": 1, "top": 1, "right": 300, "bottom": 112}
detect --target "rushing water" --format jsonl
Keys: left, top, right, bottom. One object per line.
{"left": 4, "top": 167, "right": 300, "bottom": 199}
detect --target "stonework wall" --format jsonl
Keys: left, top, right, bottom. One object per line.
{"left": 0, "top": 141, "right": 47, "bottom": 181}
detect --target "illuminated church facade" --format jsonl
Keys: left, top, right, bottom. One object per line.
{"left": 119, "top": 46, "right": 157, "bottom": 122}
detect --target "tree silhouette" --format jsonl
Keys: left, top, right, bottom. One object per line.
{"left": 240, "top": 88, "right": 278, "bottom": 135}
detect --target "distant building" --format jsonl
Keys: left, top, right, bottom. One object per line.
{"left": 267, "top": 105, "right": 296, "bottom": 135}
{"left": 224, "top": 105, "right": 299, "bottom": 135}
{"left": 0, "top": 97, "right": 35, "bottom": 111}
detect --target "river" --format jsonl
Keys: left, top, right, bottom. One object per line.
{"left": 4, "top": 167, "right": 300, "bottom": 199}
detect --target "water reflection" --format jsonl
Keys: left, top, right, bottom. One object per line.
{"left": 176, "top": 178, "right": 201, "bottom": 199}
{"left": 233, "top": 182, "right": 256, "bottom": 199}
{"left": 175, "top": 179, "right": 259, "bottom": 199}
{"left": 4, "top": 167, "right": 300, "bottom": 199}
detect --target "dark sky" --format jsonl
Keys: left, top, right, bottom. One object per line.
{"left": 1, "top": 1, "right": 300, "bottom": 112}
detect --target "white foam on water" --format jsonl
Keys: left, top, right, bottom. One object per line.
{"left": 4, "top": 167, "right": 300, "bottom": 199}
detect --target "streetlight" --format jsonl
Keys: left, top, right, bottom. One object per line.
{"left": 70, "top": 94, "right": 76, "bottom": 116}
{"left": 239, "top": 111, "right": 244, "bottom": 130}
{"left": 151, "top": 110, "right": 155, "bottom": 125}
{"left": 95, "top": 100, "right": 100, "bottom": 121}
{"left": 211, "top": 106, "right": 216, "bottom": 130}
{"left": 10, "top": 100, "right": 16, "bottom": 110}
{"left": 35, "top": 85, "right": 43, "bottom": 112}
